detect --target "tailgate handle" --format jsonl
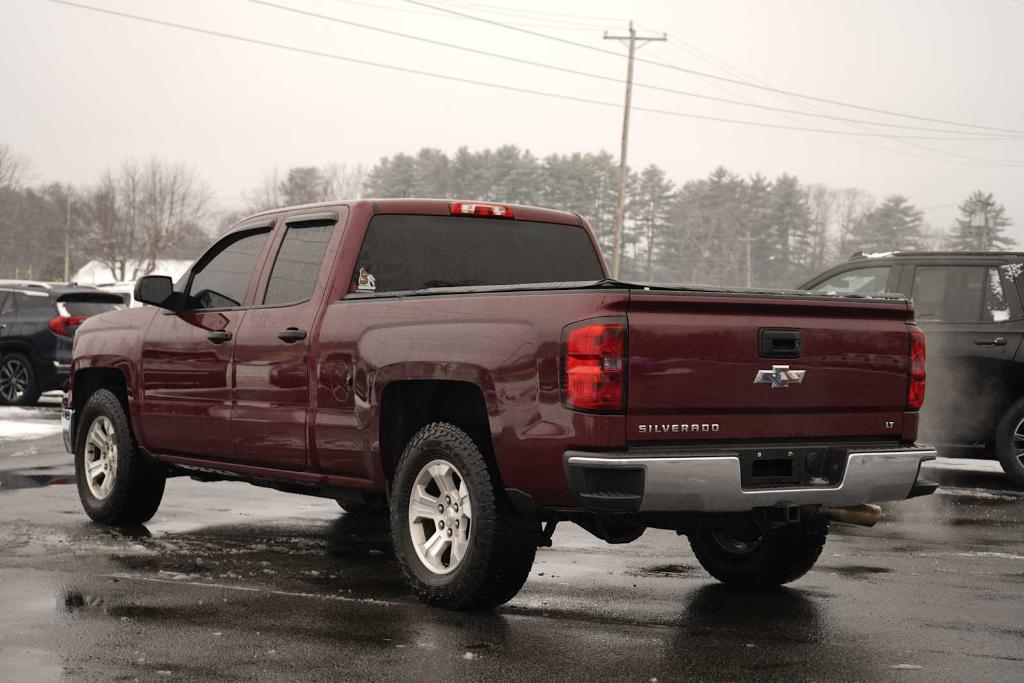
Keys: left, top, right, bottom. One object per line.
{"left": 759, "top": 329, "right": 803, "bottom": 359}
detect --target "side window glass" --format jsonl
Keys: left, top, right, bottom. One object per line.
{"left": 263, "top": 221, "right": 336, "bottom": 306}
{"left": 810, "top": 266, "right": 890, "bottom": 295}
{"left": 985, "top": 267, "right": 1011, "bottom": 322}
{"left": 187, "top": 228, "right": 271, "bottom": 310}
{"left": 0, "top": 292, "right": 12, "bottom": 315}
{"left": 912, "top": 266, "right": 986, "bottom": 323}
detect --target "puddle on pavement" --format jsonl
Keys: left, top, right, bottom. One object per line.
{"left": 825, "top": 565, "right": 895, "bottom": 578}
{"left": 0, "top": 471, "right": 75, "bottom": 492}
{"left": 627, "top": 563, "right": 696, "bottom": 577}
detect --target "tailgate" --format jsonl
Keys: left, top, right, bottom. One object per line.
{"left": 626, "top": 291, "right": 912, "bottom": 443}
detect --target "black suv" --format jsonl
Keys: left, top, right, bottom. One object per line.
{"left": 800, "top": 252, "right": 1024, "bottom": 485}
{"left": 0, "top": 281, "right": 124, "bottom": 405}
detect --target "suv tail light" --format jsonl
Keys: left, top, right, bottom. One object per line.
{"left": 907, "top": 326, "right": 926, "bottom": 410}
{"left": 450, "top": 201, "right": 514, "bottom": 218}
{"left": 561, "top": 318, "right": 626, "bottom": 412}
{"left": 49, "top": 315, "right": 86, "bottom": 337}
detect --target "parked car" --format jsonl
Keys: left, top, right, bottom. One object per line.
{"left": 64, "top": 200, "right": 936, "bottom": 609}
{"left": 800, "top": 251, "right": 1024, "bottom": 486}
{"left": 0, "top": 280, "right": 124, "bottom": 405}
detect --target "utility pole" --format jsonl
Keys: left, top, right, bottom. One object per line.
{"left": 64, "top": 183, "right": 72, "bottom": 282}
{"left": 604, "top": 21, "right": 666, "bottom": 279}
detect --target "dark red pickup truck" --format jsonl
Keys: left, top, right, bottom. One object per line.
{"left": 63, "top": 199, "right": 936, "bottom": 609}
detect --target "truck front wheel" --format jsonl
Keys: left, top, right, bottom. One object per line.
{"left": 75, "top": 389, "right": 166, "bottom": 525}
{"left": 688, "top": 518, "right": 828, "bottom": 589}
{"left": 390, "top": 422, "right": 539, "bottom": 610}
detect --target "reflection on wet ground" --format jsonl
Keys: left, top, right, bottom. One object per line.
{"left": 0, "top": 469, "right": 74, "bottom": 491}
{"left": 0, "top": 459, "right": 1022, "bottom": 679}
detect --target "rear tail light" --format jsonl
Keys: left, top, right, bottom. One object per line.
{"left": 907, "top": 326, "right": 926, "bottom": 410}
{"left": 49, "top": 315, "right": 86, "bottom": 337}
{"left": 561, "top": 318, "right": 626, "bottom": 412}
{"left": 450, "top": 201, "right": 514, "bottom": 218}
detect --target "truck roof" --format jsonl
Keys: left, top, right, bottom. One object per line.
{"left": 244, "top": 198, "right": 583, "bottom": 227}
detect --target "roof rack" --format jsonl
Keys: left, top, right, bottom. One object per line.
{"left": 0, "top": 279, "right": 57, "bottom": 290}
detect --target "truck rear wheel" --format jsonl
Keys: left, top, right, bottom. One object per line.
{"left": 75, "top": 389, "right": 166, "bottom": 525}
{"left": 688, "top": 518, "right": 828, "bottom": 589}
{"left": 390, "top": 422, "right": 539, "bottom": 610}
{"left": 994, "top": 397, "right": 1024, "bottom": 488}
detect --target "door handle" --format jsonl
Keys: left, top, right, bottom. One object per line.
{"left": 207, "top": 330, "right": 232, "bottom": 344}
{"left": 973, "top": 337, "right": 1007, "bottom": 346}
{"left": 278, "top": 327, "right": 307, "bottom": 343}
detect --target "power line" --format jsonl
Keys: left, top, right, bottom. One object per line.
{"left": 403, "top": 0, "right": 1024, "bottom": 136}
{"left": 43, "top": 0, "right": 1024, "bottom": 163}
{"left": 252, "top": 0, "right": 1020, "bottom": 140}
{"left": 428, "top": 0, "right": 627, "bottom": 23}
{"left": 660, "top": 36, "right": 1024, "bottom": 168}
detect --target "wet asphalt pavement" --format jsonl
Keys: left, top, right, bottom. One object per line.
{"left": 2, "top": 401, "right": 1023, "bottom": 681}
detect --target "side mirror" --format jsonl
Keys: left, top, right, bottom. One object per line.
{"left": 134, "top": 275, "right": 178, "bottom": 311}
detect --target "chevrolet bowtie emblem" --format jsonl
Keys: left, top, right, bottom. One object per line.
{"left": 754, "top": 365, "right": 806, "bottom": 389}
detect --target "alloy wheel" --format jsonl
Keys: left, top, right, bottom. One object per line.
{"left": 1013, "top": 418, "right": 1024, "bottom": 466}
{"left": 84, "top": 416, "right": 118, "bottom": 500}
{"left": 0, "top": 358, "right": 29, "bottom": 403}
{"left": 407, "top": 459, "right": 473, "bottom": 574}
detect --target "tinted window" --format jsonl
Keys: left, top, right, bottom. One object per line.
{"left": 352, "top": 215, "right": 604, "bottom": 293}
{"left": 811, "top": 266, "right": 890, "bottom": 295}
{"left": 15, "top": 291, "right": 52, "bottom": 312}
{"left": 263, "top": 221, "right": 336, "bottom": 306}
{"left": 187, "top": 229, "right": 271, "bottom": 309}
{"left": 911, "top": 265, "right": 1009, "bottom": 323}
{"left": 0, "top": 292, "right": 11, "bottom": 315}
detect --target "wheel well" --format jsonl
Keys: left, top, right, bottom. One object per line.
{"left": 379, "top": 380, "right": 493, "bottom": 482}
{"left": 73, "top": 367, "right": 128, "bottom": 413}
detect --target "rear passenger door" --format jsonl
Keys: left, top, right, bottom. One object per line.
{"left": 230, "top": 209, "right": 346, "bottom": 470}
{"left": 906, "top": 261, "right": 1024, "bottom": 444}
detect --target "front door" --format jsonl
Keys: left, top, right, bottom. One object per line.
{"left": 908, "top": 261, "right": 1024, "bottom": 445}
{"left": 140, "top": 224, "right": 275, "bottom": 460}
{"left": 230, "top": 210, "right": 344, "bottom": 469}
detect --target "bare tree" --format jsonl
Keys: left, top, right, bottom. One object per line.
{"left": 80, "top": 158, "right": 210, "bottom": 281}
{"left": 0, "top": 143, "right": 30, "bottom": 189}
{"left": 833, "top": 188, "right": 874, "bottom": 260}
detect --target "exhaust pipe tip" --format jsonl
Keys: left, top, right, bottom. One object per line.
{"left": 813, "top": 503, "right": 882, "bottom": 527}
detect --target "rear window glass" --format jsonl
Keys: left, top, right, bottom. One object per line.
{"left": 351, "top": 215, "right": 604, "bottom": 293}
{"left": 15, "top": 292, "right": 51, "bottom": 311}
{"left": 264, "top": 221, "right": 336, "bottom": 306}
{"left": 61, "top": 300, "right": 124, "bottom": 316}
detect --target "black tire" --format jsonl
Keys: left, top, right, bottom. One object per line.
{"left": 688, "top": 518, "right": 828, "bottom": 590}
{"left": 0, "top": 353, "right": 41, "bottom": 406}
{"left": 390, "top": 422, "right": 539, "bottom": 610}
{"left": 75, "top": 389, "right": 166, "bottom": 525}
{"left": 994, "top": 397, "right": 1024, "bottom": 487}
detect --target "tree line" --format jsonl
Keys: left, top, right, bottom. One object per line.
{"left": 0, "top": 142, "right": 1015, "bottom": 288}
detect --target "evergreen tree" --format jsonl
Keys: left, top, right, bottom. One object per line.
{"left": 850, "top": 195, "right": 924, "bottom": 253}
{"left": 948, "top": 191, "right": 1014, "bottom": 251}
{"left": 626, "top": 165, "right": 673, "bottom": 281}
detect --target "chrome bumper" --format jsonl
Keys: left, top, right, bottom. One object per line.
{"left": 61, "top": 408, "right": 74, "bottom": 454}
{"left": 565, "top": 447, "right": 937, "bottom": 513}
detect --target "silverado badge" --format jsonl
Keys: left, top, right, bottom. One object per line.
{"left": 753, "top": 365, "right": 806, "bottom": 389}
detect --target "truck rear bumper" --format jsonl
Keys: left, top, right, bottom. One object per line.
{"left": 564, "top": 446, "right": 937, "bottom": 513}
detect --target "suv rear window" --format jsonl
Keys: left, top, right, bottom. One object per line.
{"left": 60, "top": 300, "right": 124, "bottom": 317}
{"left": 351, "top": 215, "right": 604, "bottom": 293}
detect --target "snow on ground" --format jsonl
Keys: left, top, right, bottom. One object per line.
{"left": 923, "top": 457, "right": 1004, "bottom": 473}
{"left": 0, "top": 406, "right": 61, "bottom": 445}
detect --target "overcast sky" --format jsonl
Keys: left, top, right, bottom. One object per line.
{"left": 4, "top": 0, "right": 1024, "bottom": 241}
